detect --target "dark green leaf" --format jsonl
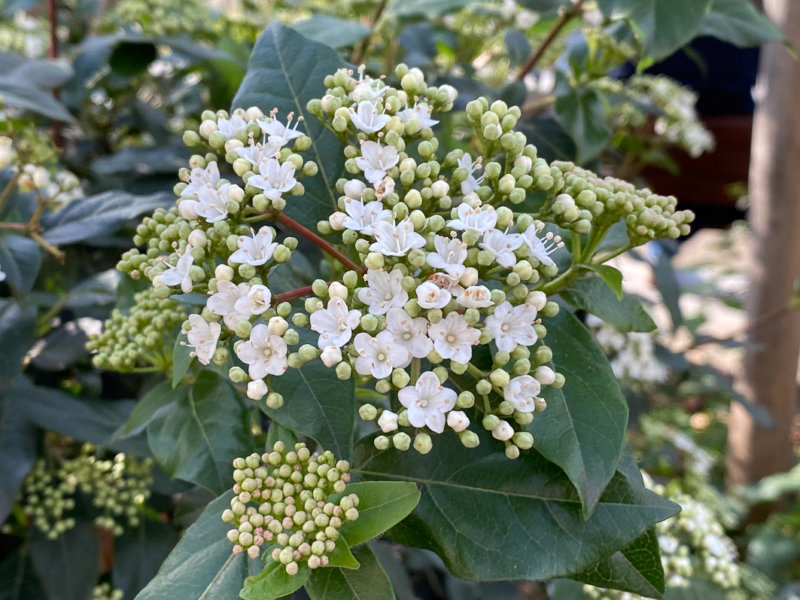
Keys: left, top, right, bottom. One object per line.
{"left": 0, "top": 233, "right": 41, "bottom": 294}
{"left": 290, "top": 15, "right": 371, "bottom": 49}
{"left": 241, "top": 560, "right": 310, "bottom": 600}
{"left": 0, "top": 299, "right": 36, "bottom": 385}
{"left": 91, "top": 146, "right": 190, "bottom": 177}
{"left": 337, "top": 481, "right": 421, "bottom": 546}
{"left": 305, "top": 544, "right": 395, "bottom": 600}
{"left": 259, "top": 359, "right": 356, "bottom": 461}
{"left": 125, "top": 382, "right": 184, "bottom": 435}
{"left": 596, "top": 0, "right": 713, "bottom": 60}
{"left": 352, "top": 432, "right": 677, "bottom": 581}
{"left": 0, "top": 53, "right": 72, "bottom": 88}
{"left": 30, "top": 523, "right": 99, "bottom": 600}
{"left": 642, "top": 245, "right": 683, "bottom": 329}
{"left": 700, "top": 0, "right": 781, "bottom": 47}
{"left": 147, "top": 371, "right": 253, "bottom": 494}
{"left": 327, "top": 536, "right": 361, "bottom": 569}
{"left": 40, "top": 191, "right": 173, "bottom": 245}
{"left": 0, "top": 386, "right": 37, "bottom": 523}
{"left": 587, "top": 264, "right": 623, "bottom": 300}
{"left": 517, "top": 116, "right": 577, "bottom": 162}
{"left": 0, "top": 76, "right": 74, "bottom": 121}
{"left": 0, "top": 544, "right": 46, "bottom": 600}
{"left": 172, "top": 336, "right": 194, "bottom": 388}
{"left": 561, "top": 277, "right": 656, "bottom": 333}
{"left": 135, "top": 491, "right": 263, "bottom": 600}
{"left": 232, "top": 23, "right": 347, "bottom": 230}
{"left": 113, "top": 519, "right": 180, "bottom": 600}
{"left": 505, "top": 29, "right": 532, "bottom": 66}
{"left": 554, "top": 76, "right": 610, "bottom": 164}
{"left": 530, "top": 308, "right": 628, "bottom": 516}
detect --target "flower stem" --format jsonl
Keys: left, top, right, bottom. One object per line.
{"left": 274, "top": 212, "right": 365, "bottom": 274}
{"left": 515, "top": 0, "right": 586, "bottom": 81}
{"left": 273, "top": 284, "right": 314, "bottom": 306}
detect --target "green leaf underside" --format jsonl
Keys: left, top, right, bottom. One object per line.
{"left": 337, "top": 481, "right": 421, "bottom": 547}
{"left": 259, "top": 359, "right": 356, "bottom": 461}
{"left": 135, "top": 491, "right": 262, "bottom": 600}
{"left": 147, "top": 371, "right": 253, "bottom": 494}
{"left": 530, "top": 308, "right": 629, "bottom": 517}
{"left": 241, "top": 560, "right": 310, "bottom": 600}
{"left": 699, "top": 0, "right": 782, "bottom": 47}
{"left": 352, "top": 432, "right": 677, "bottom": 581}
{"left": 561, "top": 277, "right": 657, "bottom": 333}
{"left": 231, "top": 23, "right": 347, "bottom": 230}
{"left": 305, "top": 545, "right": 396, "bottom": 600}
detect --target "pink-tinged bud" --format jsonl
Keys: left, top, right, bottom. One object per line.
{"left": 491, "top": 420, "right": 514, "bottom": 441}
{"left": 377, "top": 410, "right": 398, "bottom": 433}
{"left": 247, "top": 379, "right": 268, "bottom": 400}
{"left": 320, "top": 346, "right": 342, "bottom": 367}
{"left": 446, "top": 410, "right": 469, "bottom": 432}
{"left": 178, "top": 200, "right": 199, "bottom": 220}
{"left": 329, "top": 211, "right": 346, "bottom": 230}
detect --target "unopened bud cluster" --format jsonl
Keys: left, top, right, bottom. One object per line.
{"left": 92, "top": 583, "right": 124, "bottom": 600}
{"left": 21, "top": 443, "right": 153, "bottom": 539}
{"left": 221, "top": 442, "right": 358, "bottom": 575}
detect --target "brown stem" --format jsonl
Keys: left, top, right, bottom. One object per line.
{"left": 275, "top": 212, "right": 365, "bottom": 273}
{"left": 0, "top": 222, "right": 27, "bottom": 231}
{"left": 273, "top": 285, "right": 315, "bottom": 306}
{"left": 351, "top": 0, "right": 388, "bottom": 65}
{"left": 516, "top": 0, "right": 586, "bottom": 81}
{"left": 0, "top": 170, "right": 21, "bottom": 216}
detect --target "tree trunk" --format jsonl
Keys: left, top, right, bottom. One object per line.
{"left": 726, "top": 0, "right": 800, "bottom": 488}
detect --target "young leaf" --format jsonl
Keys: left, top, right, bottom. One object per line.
{"left": 561, "top": 277, "right": 657, "bottom": 333}
{"left": 326, "top": 536, "right": 361, "bottom": 570}
{"left": 240, "top": 560, "right": 310, "bottom": 600}
{"left": 586, "top": 264, "right": 624, "bottom": 300}
{"left": 305, "top": 544, "right": 395, "bottom": 600}
{"left": 337, "top": 481, "right": 421, "bottom": 547}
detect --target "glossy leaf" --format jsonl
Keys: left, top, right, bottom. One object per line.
{"left": 0, "top": 299, "right": 36, "bottom": 385}
{"left": 588, "top": 264, "right": 624, "bottom": 300}
{"left": 259, "top": 359, "right": 356, "bottom": 461}
{"left": 147, "top": 371, "right": 253, "bottom": 494}
{"left": 241, "top": 560, "right": 310, "bottom": 600}
{"left": 125, "top": 382, "right": 184, "bottom": 434}
{"left": 353, "top": 432, "right": 677, "bottom": 581}
{"left": 561, "top": 277, "right": 657, "bottom": 333}
{"left": 554, "top": 76, "right": 610, "bottom": 164}
{"left": 172, "top": 336, "right": 194, "bottom": 387}
{"left": 530, "top": 308, "right": 628, "bottom": 516}
{"left": 290, "top": 15, "right": 371, "bottom": 49}
{"left": 0, "top": 233, "right": 41, "bottom": 294}
{"left": 337, "top": 481, "right": 421, "bottom": 547}
{"left": 232, "top": 23, "right": 347, "bottom": 230}
{"left": 505, "top": 29, "right": 532, "bottom": 66}
{"left": 135, "top": 491, "right": 263, "bottom": 600}
{"left": 701, "top": 0, "right": 781, "bottom": 47}
{"left": 305, "top": 545, "right": 395, "bottom": 600}
{"left": 113, "top": 519, "right": 180, "bottom": 600}
{"left": 327, "top": 536, "right": 361, "bottom": 569}
{"left": 30, "top": 523, "right": 100, "bottom": 600}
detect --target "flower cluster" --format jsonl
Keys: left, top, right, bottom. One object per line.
{"left": 221, "top": 442, "right": 357, "bottom": 575}
{"left": 586, "top": 315, "right": 667, "bottom": 385}
{"left": 21, "top": 442, "right": 153, "bottom": 539}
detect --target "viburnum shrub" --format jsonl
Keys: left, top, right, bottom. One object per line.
{"left": 88, "top": 24, "right": 696, "bottom": 600}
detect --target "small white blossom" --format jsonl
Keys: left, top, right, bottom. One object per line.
{"left": 207, "top": 280, "right": 251, "bottom": 329}
{"left": 398, "top": 372, "right": 456, "bottom": 433}
{"left": 159, "top": 252, "right": 194, "bottom": 293}
{"left": 358, "top": 269, "right": 408, "bottom": 315}
{"left": 328, "top": 282, "right": 348, "bottom": 299}
{"left": 350, "top": 101, "right": 391, "bottom": 133}
{"left": 349, "top": 68, "right": 387, "bottom": 102}
{"left": 235, "top": 141, "right": 281, "bottom": 166}
{"left": 310, "top": 297, "right": 362, "bottom": 348}
{"left": 415, "top": 281, "right": 451, "bottom": 309}
{"left": 230, "top": 227, "right": 278, "bottom": 266}
{"left": 428, "top": 312, "right": 480, "bottom": 363}
{"left": 186, "top": 314, "right": 220, "bottom": 365}
{"left": 257, "top": 113, "right": 304, "bottom": 148}
{"left": 236, "top": 324, "right": 288, "bottom": 379}
{"left": 216, "top": 114, "right": 247, "bottom": 139}
{"left": 521, "top": 225, "right": 561, "bottom": 267}
{"left": 247, "top": 379, "right": 268, "bottom": 400}
{"left": 370, "top": 218, "right": 426, "bottom": 256}
{"left": 268, "top": 316, "right": 289, "bottom": 336}
{"left": 247, "top": 157, "right": 297, "bottom": 201}
{"left": 457, "top": 153, "right": 484, "bottom": 195}
{"left": 343, "top": 179, "right": 366, "bottom": 199}
{"left": 385, "top": 307, "right": 433, "bottom": 358}
{"left": 320, "top": 345, "right": 343, "bottom": 367}
{"left": 355, "top": 141, "right": 399, "bottom": 184}
{"left": 446, "top": 410, "right": 469, "bottom": 432}
{"left": 448, "top": 203, "right": 497, "bottom": 234}
{"left": 479, "top": 229, "right": 524, "bottom": 268}
{"left": 238, "top": 284, "right": 271, "bottom": 317}
{"left": 343, "top": 198, "right": 391, "bottom": 235}
{"left": 456, "top": 285, "right": 493, "bottom": 309}
{"left": 353, "top": 331, "right": 410, "bottom": 379}
{"left": 485, "top": 301, "right": 538, "bottom": 352}
{"left": 182, "top": 162, "right": 220, "bottom": 197}
{"left": 426, "top": 235, "right": 467, "bottom": 277}
{"left": 492, "top": 420, "right": 514, "bottom": 441}
{"left": 397, "top": 102, "right": 438, "bottom": 128}
{"left": 182, "top": 183, "right": 229, "bottom": 223}
{"left": 503, "top": 375, "right": 541, "bottom": 413}
{"left": 377, "top": 410, "right": 398, "bottom": 433}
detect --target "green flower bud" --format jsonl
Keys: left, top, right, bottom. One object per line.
{"left": 374, "top": 435, "right": 390, "bottom": 450}
{"left": 533, "top": 346, "right": 553, "bottom": 365}
{"left": 360, "top": 314, "right": 379, "bottom": 332}
{"left": 459, "top": 430, "right": 480, "bottom": 448}
{"left": 513, "top": 358, "right": 531, "bottom": 375}
{"left": 235, "top": 320, "right": 252, "bottom": 338}
{"left": 513, "top": 411, "right": 534, "bottom": 426}
{"left": 505, "top": 445, "right": 520, "bottom": 460}
{"left": 393, "top": 432, "right": 411, "bottom": 451}
{"left": 364, "top": 252, "right": 384, "bottom": 270}
{"left": 266, "top": 392, "right": 284, "bottom": 409}
{"left": 359, "top": 404, "right": 378, "bottom": 420}
{"left": 489, "top": 369, "right": 510, "bottom": 388}
{"left": 541, "top": 301, "right": 559, "bottom": 318}
{"left": 336, "top": 362, "right": 352, "bottom": 380}
{"left": 476, "top": 379, "right": 493, "bottom": 395}
{"left": 229, "top": 367, "right": 248, "bottom": 383}
{"left": 392, "top": 368, "right": 410, "bottom": 389}
{"left": 284, "top": 329, "right": 300, "bottom": 345}
{"left": 413, "top": 432, "right": 432, "bottom": 454}
{"left": 292, "top": 313, "right": 309, "bottom": 327}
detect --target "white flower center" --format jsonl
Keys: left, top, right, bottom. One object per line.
{"left": 501, "top": 323, "right": 510, "bottom": 332}
{"left": 446, "top": 334, "right": 457, "bottom": 344}
{"left": 337, "top": 318, "right": 348, "bottom": 332}
{"left": 402, "top": 332, "right": 413, "bottom": 341}
{"left": 377, "top": 352, "right": 387, "bottom": 362}
{"left": 262, "top": 347, "right": 273, "bottom": 359}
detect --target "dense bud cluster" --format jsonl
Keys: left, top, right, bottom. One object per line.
{"left": 21, "top": 443, "right": 153, "bottom": 538}
{"left": 92, "top": 583, "right": 124, "bottom": 600}
{"left": 221, "top": 442, "right": 357, "bottom": 575}
{"left": 97, "top": 0, "right": 216, "bottom": 38}
{"left": 87, "top": 287, "right": 186, "bottom": 372}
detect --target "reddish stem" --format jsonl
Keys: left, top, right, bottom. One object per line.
{"left": 273, "top": 285, "right": 314, "bottom": 306}
{"left": 275, "top": 212, "right": 365, "bottom": 273}
{"left": 516, "top": 0, "right": 585, "bottom": 81}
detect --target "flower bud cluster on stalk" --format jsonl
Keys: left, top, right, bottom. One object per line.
{"left": 92, "top": 63, "right": 693, "bottom": 460}
{"left": 20, "top": 442, "right": 153, "bottom": 539}
{"left": 222, "top": 442, "right": 357, "bottom": 574}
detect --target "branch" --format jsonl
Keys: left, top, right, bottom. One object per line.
{"left": 351, "top": 0, "right": 388, "bottom": 65}
{"left": 273, "top": 285, "right": 314, "bottom": 306}
{"left": 275, "top": 212, "right": 365, "bottom": 273}
{"left": 516, "top": 0, "right": 586, "bottom": 81}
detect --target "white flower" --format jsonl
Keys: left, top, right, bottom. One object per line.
{"left": 397, "top": 102, "right": 438, "bottom": 128}
{"left": 159, "top": 252, "right": 194, "bottom": 293}
{"left": 236, "top": 284, "right": 271, "bottom": 317}
{"left": 0, "top": 263, "right": 6, "bottom": 282}
{"left": 350, "top": 101, "right": 391, "bottom": 133}
{"left": 370, "top": 218, "right": 426, "bottom": 256}
{"left": 428, "top": 312, "right": 480, "bottom": 363}
{"left": 446, "top": 410, "right": 469, "bottom": 432}
{"left": 235, "top": 141, "right": 281, "bottom": 166}
{"left": 521, "top": 225, "right": 560, "bottom": 267}
{"left": 353, "top": 331, "right": 410, "bottom": 379}
{"left": 492, "top": 420, "right": 514, "bottom": 441}
{"left": 377, "top": 410, "right": 398, "bottom": 433}
{"left": 503, "top": 375, "right": 541, "bottom": 413}
{"left": 415, "top": 281, "right": 451, "bottom": 309}
{"left": 357, "top": 269, "right": 408, "bottom": 315}
{"left": 343, "top": 198, "right": 391, "bottom": 235}
{"left": 247, "top": 379, "right": 268, "bottom": 400}
{"left": 397, "top": 372, "right": 456, "bottom": 433}
{"left": 456, "top": 285, "right": 493, "bottom": 309}
{"left": 216, "top": 114, "right": 247, "bottom": 139}
{"left": 426, "top": 235, "right": 467, "bottom": 277}
{"left": 320, "top": 345, "right": 343, "bottom": 367}
{"left": 182, "top": 162, "right": 220, "bottom": 197}
{"left": 479, "top": 229, "right": 523, "bottom": 268}
{"left": 310, "top": 297, "right": 362, "bottom": 348}
{"left": 186, "top": 314, "right": 220, "bottom": 365}
{"left": 349, "top": 69, "right": 387, "bottom": 102}
{"left": 447, "top": 203, "right": 497, "bottom": 234}
{"left": 355, "top": 141, "right": 399, "bottom": 184}
{"left": 247, "top": 157, "right": 297, "bottom": 201}
{"left": 182, "top": 183, "right": 229, "bottom": 223}
{"left": 385, "top": 307, "right": 433, "bottom": 358}
{"left": 236, "top": 324, "right": 288, "bottom": 379}
{"left": 230, "top": 227, "right": 277, "bottom": 266}
{"left": 257, "top": 113, "right": 304, "bottom": 148}
{"left": 344, "top": 179, "right": 366, "bottom": 199}
{"left": 207, "top": 280, "right": 251, "bottom": 329}
{"left": 485, "top": 301, "right": 538, "bottom": 352}
{"left": 458, "top": 153, "right": 484, "bottom": 195}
